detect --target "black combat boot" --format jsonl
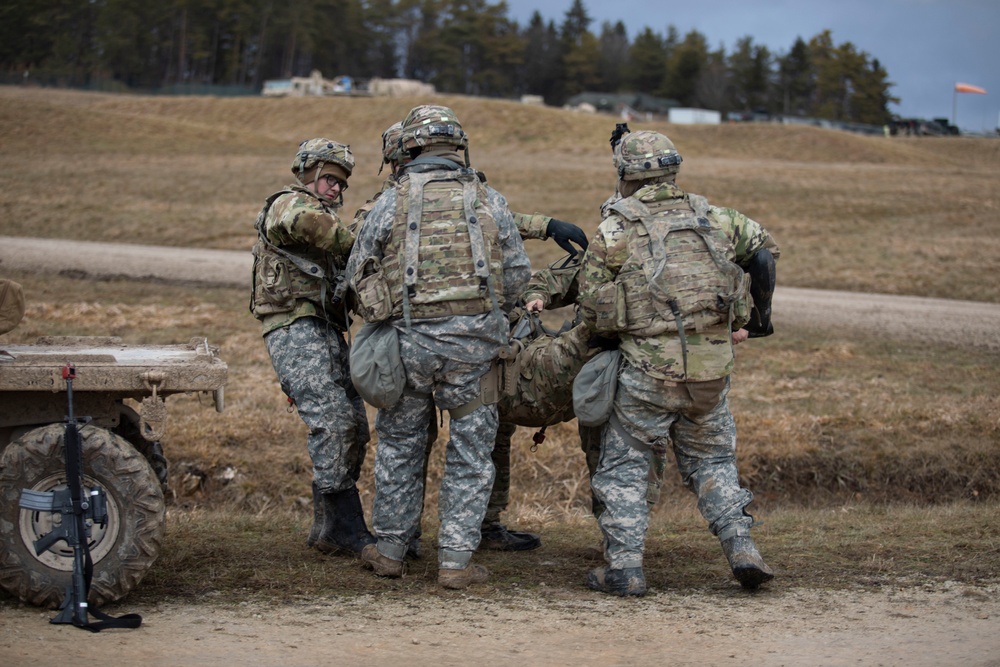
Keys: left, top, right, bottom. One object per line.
{"left": 306, "top": 481, "right": 323, "bottom": 548}
{"left": 479, "top": 521, "right": 542, "bottom": 551}
{"left": 722, "top": 535, "right": 774, "bottom": 590}
{"left": 586, "top": 566, "right": 647, "bottom": 597}
{"left": 316, "top": 486, "right": 376, "bottom": 556}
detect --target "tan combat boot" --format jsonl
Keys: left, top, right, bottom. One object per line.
{"left": 438, "top": 563, "right": 489, "bottom": 590}
{"left": 361, "top": 543, "right": 405, "bottom": 578}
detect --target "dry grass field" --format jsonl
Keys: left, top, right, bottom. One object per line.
{"left": 1, "top": 86, "right": 999, "bottom": 601}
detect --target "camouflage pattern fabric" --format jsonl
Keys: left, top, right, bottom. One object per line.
{"left": 348, "top": 177, "right": 530, "bottom": 311}
{"left": 591, "top": 366, "right": 753, "bottom": 569}
{"left": 580, "top": 182, "right": 779, "bottom": 382}
{"left": 347, "top": 160, "right": 530, "bottom": 569}
{"left": 351, "top": 175, "right": 396, "bottom": 233}
{"left": 370, "top": 321, "right": 502, "bottom": 567}
{"left": 513, "top": 212, "right": 552, "bottom": 241}
{"left": 484, "top": 421, "right": 518, "bottom": 524}
{"left": 264, "top": 318, "right": 369, "bottom": 493}
{"left": 254, "top": 186, "right": 355, "bottom": 335}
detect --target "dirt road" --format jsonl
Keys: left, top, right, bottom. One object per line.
{"left": 2, "top": 584, "right": 998, "bottom": 666}
{"left": 4, "top": 235, "right": 1000, "bottom": 351}
{"left": 2, "top": 236, "right": 1000, "bottom": 665}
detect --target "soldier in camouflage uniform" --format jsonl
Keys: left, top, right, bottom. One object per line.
{"left": 347, "top": 105, "right": 532, "bottom": 589}
{"left": 352, "top": 120, "right": 589, "bottom": 554}
{"left": 250, "top": 138, "right": 374, "bottom": 557}
{"left": 578, "top": 130, "right": 779, "bottom": 596}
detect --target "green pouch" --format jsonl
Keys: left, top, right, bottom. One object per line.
{"left": 350, "top": 322, "right": 405, "bottom": 409}
{"left": 353, "top": 257, "right": 393, "bottom": 323}
{"left": 589, "top": 281, "right": 627, "bottom": 334}
{"left": 572, "top": 349, "right": 621, "bottom": 427}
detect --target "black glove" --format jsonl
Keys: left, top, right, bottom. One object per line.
{"left": 546, "top": 218, "right": 589, "bottom": 256}
{"left": 587, "top": 333, "right": 619, "bottom": 351}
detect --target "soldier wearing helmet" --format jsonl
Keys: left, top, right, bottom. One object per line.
{"left": 347, "top": 105, "right": 532, "bottom": 589}
{"left": 250, "top": 138, "right": 375, "bottom": 558}
{"left": 578, "top": 129, "right": 780, "bottom": 596}
{"left": 350, "top": 119, "right": 590, "bottom": 555}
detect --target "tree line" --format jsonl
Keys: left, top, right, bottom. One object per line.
{"left": 0, "top": 0, "right": 898, "bottom": 124}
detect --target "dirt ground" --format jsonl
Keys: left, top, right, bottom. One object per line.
{"left": 3, "top": 237, "right": 1000, "bottom": 665}
{"left": 2, "top": 583, "right": 999, "bottom": 666}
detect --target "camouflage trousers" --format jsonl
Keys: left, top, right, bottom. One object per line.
{"left": 592, "top": 366, "right": 753, "bottom": 569}
{"left": 371, "top": 331, "right": 498, "bottom": 570}
{"left": 264, "top": 318, "right": 369, "bottom": 493}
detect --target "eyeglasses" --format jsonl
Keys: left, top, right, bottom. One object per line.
{"left": 319, "top": 174, "right": 348, "bottom": 191}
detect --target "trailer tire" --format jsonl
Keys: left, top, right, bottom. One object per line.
{"left": 0, "top": 423, "right": 165, "bottom": 608}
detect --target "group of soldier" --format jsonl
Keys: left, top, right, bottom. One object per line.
{"left": 249, "top": 103, "right": 780, "bottom": 596}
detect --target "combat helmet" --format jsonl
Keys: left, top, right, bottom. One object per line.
{"left": 379, "top": 121, "right": 406, "bottom": 173}
{"left": 291, "top": 138, "right": 355, "bottom": 192}
{"left": 398, "top": 105, "right": 469, "bottom": 155}
{"left": 614, "top": 130, "right": 683, "bottom": 181}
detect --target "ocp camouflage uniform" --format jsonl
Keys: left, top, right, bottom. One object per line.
{"left": 579, "top": 130, "right": 779, "bottom": 593}
{"left": 347, "top": 114, "right": 531, "bottom": 573}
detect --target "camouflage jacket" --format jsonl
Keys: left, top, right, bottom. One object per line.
{"left": 352, "top": 175, "right": 396, "bottom": 234}
{"left": 579, "top": 182, "right": 779, "bottom": 382}
{"left": 346, "top": 163, "right": 531, "bottom": 355}
{"left": 256, "top": 185, "right": 355, "bottom": 335}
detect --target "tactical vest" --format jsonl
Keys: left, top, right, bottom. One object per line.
{"left": 249, "top": 189, "right": 346, "bottom": 327}
{"left": 380, "top": 169, "right": 505, "bottom": 321}
{"left": 595, "top": 193, "right": 750, "bottom": 337}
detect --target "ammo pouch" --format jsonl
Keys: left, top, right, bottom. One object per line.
{"left": 729, "top": 271, "right": 753, "bottom": 331}
{"left": 353, "top": 256, "right": 393, "bottom": 323}
{"left": 572, "top": 349, "right": 622, "bottom": 427}
{"left": 350, "top": 322, "right": 405, "bottom": 409}
{"left": 250, "top": 240, "right": 297, "bottom": 317}
{"left": 589, "top": 281, "right": 628, "bottom": 334}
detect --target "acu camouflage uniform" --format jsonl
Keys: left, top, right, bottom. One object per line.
{"left": 351, "top": 153, "right": 556, "bottom": 547}
{"left": 251, "top": 183, "right": 370, "bottom": 495}
{"left": 580, "top": 176, "right": 779, "bottom": 572}
{"left": 347, "top": 139, "right": 531, "bottom": 570}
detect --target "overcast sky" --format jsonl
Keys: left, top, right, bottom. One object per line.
{"left": 501, "top": 0, "right": 999, "bottom": 132}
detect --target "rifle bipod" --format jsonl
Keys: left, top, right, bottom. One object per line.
{"left": 17, "top": 364, "right": 142, "bottom": 632}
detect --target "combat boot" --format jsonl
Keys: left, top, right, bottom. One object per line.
{"left": 306, "top": 481, "right": 323, "bottom": 548}
{"left": 479, "top": 521, "right": 541, "bottom": 551}
{"left": 586, "top": 566, "right": 646, "bottom": 597}
{"left": 361, "top": 544, "right": 405, "bottom": 578}
{"left": 438, "top": 563, "right": 489, "bottom": 590}
{"left": 722, "top": 535, "right": 774, "bottom": 590}
{"left": 316, "top": 486, "right": 376, "bottom": 556}
{"left": 405, "top": 533, "right": 423, "bottom": 560}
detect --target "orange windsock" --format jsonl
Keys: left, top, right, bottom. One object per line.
{"left": 955, "top": 82, "right": 987, "bottom": 94}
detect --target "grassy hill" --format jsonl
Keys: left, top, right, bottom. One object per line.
{"left": 3, "top": 86, "right": 1000, "bottom": 302}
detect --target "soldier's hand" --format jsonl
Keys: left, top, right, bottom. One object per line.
{"left": 732, "top": 328, "right": 750, "bottom": 345}
{"left": 546, "top": 218, "right": 589, "bottom": 256}
{"left": 526, "top": 299, "right": 544, "bottom": 313}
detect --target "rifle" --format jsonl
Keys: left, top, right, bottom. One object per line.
{"left": 18, "top": 364, "right": 142, "bottom": 632}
